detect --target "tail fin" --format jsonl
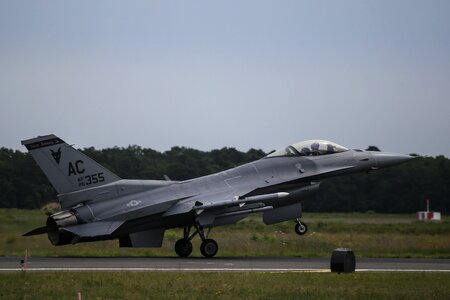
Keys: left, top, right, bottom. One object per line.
{"left": 22, "top": 134, "right": 121, "bottom": 194}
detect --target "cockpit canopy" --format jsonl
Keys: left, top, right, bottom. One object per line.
{"left": 267, "top": 140, "right": 349, "bottom": 157}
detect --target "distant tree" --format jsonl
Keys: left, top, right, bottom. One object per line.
{"left": 366, "top": 146, "right": 381, "bottom": 151}
{"left": 1, "top": 144, "right": 449, "bottom": 213}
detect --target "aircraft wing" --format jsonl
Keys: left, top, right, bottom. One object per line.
{"left": 162, "top": 181, "right": 289, "bottom": 223}
{"left": 162, "top": 185, "right": 261, "bottom": 217}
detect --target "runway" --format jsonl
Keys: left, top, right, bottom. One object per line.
{"left": 1, "top": 256, "right": 450, "bottom": 272}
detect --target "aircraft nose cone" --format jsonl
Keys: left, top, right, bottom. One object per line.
{"left": 371, "top": 152, "right": 415, "bottom": 168}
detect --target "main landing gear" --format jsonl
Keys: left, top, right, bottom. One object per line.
{"left": 174, "top": 225, "right": 218, "bottom": 258}
{"left": 294, "top": 219, "right": 308, "bottom": 235}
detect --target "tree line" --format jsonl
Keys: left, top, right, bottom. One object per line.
{"left": 0, "top": 145, "right": 448, "bottom": 213}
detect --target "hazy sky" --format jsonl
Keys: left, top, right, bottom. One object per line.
{"left": 1, "top": 1, "right": 449, "bottom": 156}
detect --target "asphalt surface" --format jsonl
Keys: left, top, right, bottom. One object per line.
{"left": 1, "top": 256, "right": 450, "bottom": 272}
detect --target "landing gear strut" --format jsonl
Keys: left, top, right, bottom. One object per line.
{"left": 174, "top": 225, "right": 218, "bottom": 258}
{"left": 295, "top": 219, "right": 308, "bottom": 235}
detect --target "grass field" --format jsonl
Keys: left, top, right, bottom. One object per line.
{"left": 1, "top": 208, "right": 449, "bottom": 258}
{"left": 1, "top": 209, "right": 449, "bottom": 299}
{"left": 1, "top": 272, "right": 450, "bottom": 299}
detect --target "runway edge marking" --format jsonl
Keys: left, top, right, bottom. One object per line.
{"left": 1, "top": 268, "right": 450, "bottom": 273}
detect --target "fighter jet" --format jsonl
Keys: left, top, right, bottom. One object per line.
{"left": 22, "top": 135, "right": 413, "bottom": 257}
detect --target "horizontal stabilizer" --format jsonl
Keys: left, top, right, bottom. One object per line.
{"left": 23, "top": 226, "right": 48, "bottom": 236}
{"left": 62, "top": 221, "right": 124, "bottom": 238}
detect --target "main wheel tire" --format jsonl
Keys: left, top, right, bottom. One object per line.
{"left": 295, "top": 222, "right": 308, "bottom": 235}
{"left": 200, "top": 239, "right": 218, "bottom": 258}
{"left": 175, "top": 238, "right": 193, "bottom": 257}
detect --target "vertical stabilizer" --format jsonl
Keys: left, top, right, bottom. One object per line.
{"left": 22, "top": 134, "right": 121, "bottom": 194}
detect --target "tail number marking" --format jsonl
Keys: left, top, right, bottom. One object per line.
{"left": 68, "top": 160, "right": 85, "bottom": 176}
{"left": 77, "top": 173, "right": 105, "bottom": 187}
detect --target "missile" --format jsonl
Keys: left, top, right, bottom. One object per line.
{"left": 194, "top": 192, "right": 289, "bottom": 211}
{"left": 243, "top": 192, "right": 289, "bottom": 202}
{"left": 215, "top": 205, "right": 273, "bottom": 218}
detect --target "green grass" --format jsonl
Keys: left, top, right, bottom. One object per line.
{"left": 1, "top": 272, "right": 449, "bottom": 299}
{"left": 1, "top": 209, "right": 449, "bottom": 258}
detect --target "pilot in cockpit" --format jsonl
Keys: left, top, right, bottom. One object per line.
{"left": 311, "top": 142, "right": 320, "bottom": 155}
{"left": 300, "top": 147, "right": 311, "bottom": 156}
{"left": 326, "top": 144, "right": 335, "bottom": 154}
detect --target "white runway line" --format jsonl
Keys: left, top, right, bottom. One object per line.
{"left": 1, "top": 268, "right": 450, "bottom": 273}
{"left": 356, "top": 269, "right": 450, "bottom": 273}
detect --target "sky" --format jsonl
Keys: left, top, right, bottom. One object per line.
{"left": 1, "top": 0, "right": 449, "bottom": 156}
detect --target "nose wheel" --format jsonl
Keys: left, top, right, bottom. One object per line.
{"left": 295, "top": 219, "right": 308, "bottom": 235}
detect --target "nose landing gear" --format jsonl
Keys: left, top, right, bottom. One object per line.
{"left": 295, "top": 219, "right": 308, "bottom": 235}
